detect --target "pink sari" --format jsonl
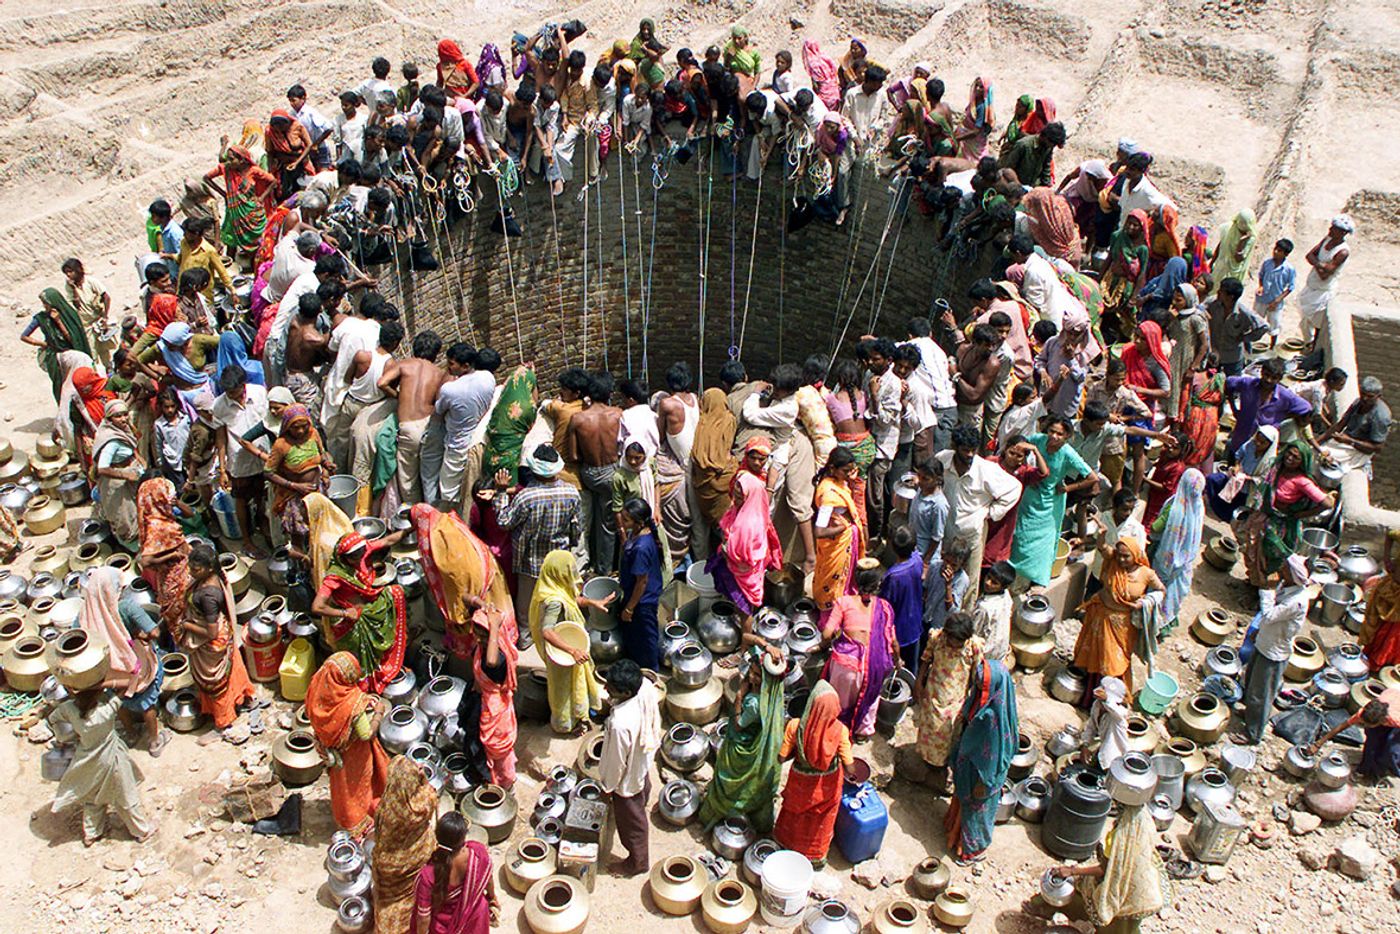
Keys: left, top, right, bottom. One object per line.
{"left": 802, "top": 40, "right": 841, "bottom": 110}
{"left": 718, "top": 470, "right": 784, "bottom": 608}
{"left": 410, "top": 841, "right": 492, "bottom": 934}
{"left": 821, "top": 595, "right": 898, "bottom": 737}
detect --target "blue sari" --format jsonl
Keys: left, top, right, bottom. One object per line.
{"left": 947, "top": 659, "right": 1018, "bottom": 859}
{"left": 1009, "top": 433, "right": 1089, "bottom": 585}
{"left": 215, "top": 330, "right": 264, "bottom": 392}
{"left": 1136, "top": 255, "right": 1188, "bottom": 315}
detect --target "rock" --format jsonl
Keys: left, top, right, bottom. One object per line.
{"left": 102, "top": 854, "right": 133, "bottom": 872}
{"left": 1204, "top": 865, "right": 1227, "bottom": 884}
{"left": 809, "top": 869, "right": 842, "bottom": 899}
{"left": 1289, "top": 811, "right": 1321, "bottom": 835}
{"left": 789, "top": 16, "right": 805, "bottom": 29}
{"left": 118, "top": 876, "right": 143, "bottom": 897}
{"left": 893, "top": 745, "right": 929, "bottom": 784}
{"left": 184, "top": 822, "right": 206, "bottom": 839}
{"left": 26, "top": 723, "right": 53, "bottom": 743}
{"left": 1298, "top": 849, "right": 1326, "bottom": 871}
{"left": 1330, "top": 836, "right": 1380, "bottom": 880}
{"left": 851, "top": 859, "right": 882, "bottom": 890}
{"left": 200, "top": 882, "right": 224, "bottom": 900}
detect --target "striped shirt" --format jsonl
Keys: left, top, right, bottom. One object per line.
{"left": 496, "top": 479, "right": 582, "bottom": 576}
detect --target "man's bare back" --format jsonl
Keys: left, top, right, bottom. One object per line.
{"left": 568, "top": 403, "right": 623, "bottom": 467}
{"left": 286, "top": 320, "right": 329, "bottom": 374}
{"left": 657, "top": 391, "right": 696, "bottom": 436}
{"left": 382, "top": 358, "right": 447, "bottom": 422}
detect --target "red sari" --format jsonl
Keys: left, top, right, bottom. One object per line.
{"left": 307, "top": 652, "right": 390, "bottom": 837}
{"left": 773, "top": 683, "right": 851, "bottom": 861}
{"left": 410, "top": 842, "right": 493, "bottom": 934}
{"left": 1182, "top": 370, "right": 1225, "bottom": 468}
{"left": 1143, "top": 456, "right": 1187, "bottom": 529}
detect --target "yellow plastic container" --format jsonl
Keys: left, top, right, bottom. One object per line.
{"left": 278, "top": 637, "right": 315, "bottom": 701}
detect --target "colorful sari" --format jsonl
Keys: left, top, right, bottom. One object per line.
{"left": 812, "top": 477, "right": 863, "bottom": 613}
{"left": 320, "top": 532, "right": 408, "bottom": 694}
{"left": 527, "top": 550, "right": 599, "bottom": 734}
{"left": 914, "top": 632, "right": 985, "bottom": 768}
{"left": 958, "top": 77, "right": 994, "bottom": 159}
{"left": 773, "top": 682, "right": 849, "bottom": 862}
{"left": 1074, "top": 537, "right": 1156, "bottom": 695}
{"left": 372, "top": 757, "right": 439, "bottom": 934}
{"left": 1182, "top": 371, "right": 1224, "bottom": 467}
{"left": 481, "top": 366, "right": 536, "bottom": 484}
{"left": 36, "top": 288, "right": 93, "bottom": 400}
{"left": 177, "top": 573, "right": 255, "bottom": 729}
{"left": 944, "top": 659, "right": 1017, "bottom": 861}
{"left": 1009, "top": 433, "right": 1090, "bottom": 586}
{"left": 1102, "top": 210, "right": 1151, "bottom": 335}
{"left": 833, "top": 433, "right": 875, "bottom": 538}
{"left": 1150, "top": 469, "right": 1204, "bottom": 628}
{"left": 306, "top": 652, "right": 390, "bottom": 837}
{"left": 1075, "top": 804, "right": 1168, "bottom": 928}
{"left": 801, "top": 40, "right": 841, "bottom": 110}
{"left": 1058, "top": 267, "right": 1106, "bottom": 350}
{"left": 410, "top": 842, "right": 493, "bottom": 934}
{"left": 1147, "top": 202, "right": 1182, "bottom": 281}
{"left": 1240, "top": 441, "right": 1320, "bottom": 586}
{"left": 137, "top": 478, "right": 191, "bottom": 635}
{"left": 714, "top": 470, "right": 783, "bottom": 613}
{"left": 264, "top": 404, "right": 325, "bottom": 545}
{"left": 413, "top": 504, "right": 519, "bottom": 787}
{"left": 691, "top": 387, "right": 737, "bottom": 525}
{"left": 822, "top": 594, "right": 898, "bottom": 737}
{"left": 699, "top": 655, "right": 785, "bottom": 831}
{"left": 1210, "top": 208, "right": 1257, "bottom": 285}
{"left": 1021, "top": 187, "right": 1081, "bottom": 264}
{"left": 1361, "top": 543, "right": 1400, "bottom": 670}
{"left": 212, "top": 149, "right": 274, "bottom": 254}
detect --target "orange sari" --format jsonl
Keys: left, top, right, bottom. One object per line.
{"left": 1072, "top": 538, "right": 1158, "bottom": 694}
{"left": 812, "top": 477, "right": 863, "bottom": 612}
{"left": 307, "top": 652, "right": 390, "bottom": 837}
{"left": 177, "top": 576, "right": 255, "bottom": 729}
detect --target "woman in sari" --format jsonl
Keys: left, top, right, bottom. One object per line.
{"left": 178, "top": 543, "right": 257, "bottom": 734}
{"left": 945, "top": 657, "right": 1018, "bottom": 864}
{"left": 264, "top": 404, "right": 329, "bottom": 557}
{"left": 723, "top": 26, "right": 761, "bottom": 94}
{"left": 1184, "top": 224, "right": 1211, "bottom": 280}
{"left": 1360, "top": 531, "right": 1400, "bottom": 671}
{"left": 1240, "top": 440, "right": 1333, "bottom": 587}
{"left": 528, "top": 550, "right": 603, "bottom": 734}
{"left": 691, "top": 386, "right": 737, "bottom": 532}
{"left": 137, "top": 478, "right": 190, "bottom": 635}
{"left": 204, "top": 145, "right": 276, "bottom": 258}
{"left": 1057, "top": 265, "right": 1107, "bottom": 350}
{"left": 80, "top": 567, "right": 166, "bottom": 756}
{"left": 1020, "top": 97, "right": 1056, "bottom": 137}
{"left": 773, "top": 681, "right": 853, "bottom": 865}
{"left": 821, "top": 566, "right": 898, "bottom": 738}
{"left": 1205, "top": 425, "right": 1277, "bottom": 522}
{"left": 311, "top": 531, "right": 409, "bottom": 694}
{"left": 306, "top": 652, "right": 389, "bottom": 839}
{"left": 1121, "top": 322, "right": 1171, "bottom": 493}
{"left": 372, "top": 757, "right": 439, "bottom": 934}
{"left": 1021, "top": 187, "right": 1082, "bottom": 265}
{"left": 92, "top": 399, "right": 145, "bottom": 550}
{"left": 1135, "top": 256, "right": 1189, "bottom": 319}
{"left": 826, "top": 360, "right": 873, "bottom": 537}
{"left": 1181, "top": 363, "right": 1225, "bottom": 471}
{"left": 481, "top": 365, "right": 537, "bottom": 484}
{"left": 1074, "top": 537, "right": 1163, "bottom": 698}
{"left": 837, "top": 39, "right": 868, "bottom": 94}
{"left": 413, "top": 503, "right": 519, "bottom": 788}
{"left": 1147, "top": 202, "right": 1182, "bottom": 281}
{"left": 411, "top": 812, "right": 498, "bottom": 934}
{"left": 1101, "top": 209, "right": 1151, "bottom": 341}
{"left": 1210, "top": 208, "right": 1258, "bottom": 285}
{"left": 1163, "top": 283, "right": 1208, "bottom": 420}
{"left": 699, "top": 647, "right": 785, "bottom": 831}
{"left": 801, "top": 40, "right": 841, "bottom": 111}
{"left": 1009, "top": 419, "right": 1095, "bottom": 588}
{"left": 997, "top": 94, "right": 1032, "bottom": 155}
{"left": 914, "top": 611, "right": 984, "bottom": 789}
{"left": 711, "top": 439, "right": 783, "bottom": 614}
{"left": 437, "top": 39, "right": 480, "bottom": 99}
{"left": 264, "top": 110, "right": 312, "bottom": 197}
{"left": 811, "top": 448, "right": 864, "bottom": 614}
{"left": 23, "top": 288, "right": 93, "bottom": 400}
{"left": 1052, "top": 803, "right": 1168, "bottom": 932}
{"left": 69, "top": 365, "right": 115, "bottom": 465}
{"left": 1149, "top": 468, "right": 1204, "bottom": 630}
{"left": 1057, "top": 159, "right": 1111, "bottom": 245}
{"left": 955, "top": 76, "right": 995, "bottom": 159}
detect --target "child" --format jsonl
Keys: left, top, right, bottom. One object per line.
{"left": 1142, "top": 429, "right": 1190, "bottom": 527}
{"left": 1081, "top": 675, "right": 1130, "bottom": 768}
{"left": 182, "top": 395, "right": 221, "bottom": 504}
{"left": 1084, "top": 358, "right": 1152, "bottom": 493}
{"left": 985, "top": 435, "right": 1048, "bottom": 569}
{"left": 880, "top": 526, "right": 927, "bottom": 672}
{"left": 923, "top": 537, "right": 972, "bottom": 633}
{"left": 996, "top": 382, "right": 1045, "bottom": 453}
{"left": 909, "top": 458, "right": 948, "bottom": 576}
{"left": 1087, "top": 488, "right": 1146, "bottom": 597}
{"left": 1254, "top": 238, "right": 1296, "bottom": 349}
{"left": 972, "top": 560, "right": 1015, "bottom": 664}
{"left": 1072, "top": 400, "right": 1161, "bottom": 529}
{"left": 152, "top": 388, "right": 192, "bottom": 488}
{"left": 770, "top": 49, "right": 794, "bottom": 95}
{"left": 396, "top": 62, "right": 421, "bottom": 112}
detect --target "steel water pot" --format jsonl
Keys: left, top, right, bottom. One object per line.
{"left": 1108, "top": 751, "right": 1158, "bottom": 806}
{"left": 660, "top": 722, "right": 710, "bottom": 773}
{"left": 1326, "top": 643, "right": 1370, "bottom": 682}
{"left": 658, "top": 779, "right": 701, "bottom": 826}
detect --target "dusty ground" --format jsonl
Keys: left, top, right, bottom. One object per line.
{"left": 1, "top": 0, "right": 1399, "bottom": 931}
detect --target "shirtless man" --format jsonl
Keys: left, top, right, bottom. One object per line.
{"left": 656, "top": 362, "right": 701, "bottom": 560}
{"left": 566, "top": 372, "right": 623, "bottom": 573}
{"left": 953, "top": 324, "right": 1003, "bottom": 433}
{"left": 283, "top": 291, "right": 331, "bottom": 414}
{"left": 379, "top": 329, "right": 447, "bottom": 503}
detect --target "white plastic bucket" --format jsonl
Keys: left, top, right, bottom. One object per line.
{"left": 685, "top": 562, "right": 718, "bottom": 615}
{"left": 760, "top": 849, "right": 813, "bottom": 927}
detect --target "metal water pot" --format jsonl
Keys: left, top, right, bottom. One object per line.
{"left": 752, "top": 607, "right": 791, "bottom": 645}
{"left": 1335, "top": 546, "right": 1379, "bottom": 584}
{"left": 1312, "top": 668, "right": 1350, "bottom": 708}
{"left": 1148, "top": 794, "right": 1176, "bottom": 832}
{"left": 1202, "top": 645, "right": 1243, "bottom": 680}
{"left": 1184, "top": 767, "right": 1235, "bottom": 815}
{"left": 1039, "top": 868, "right": 1075, "bottom": 907}
{"left": 671, "top": 642, "right": 714, "bottom": 687}
{"left": 785, "top": 622, "right": 822, "bottom": 656}
{"left": 1326, "top": 643, "right": 1371, "bottom": 682}
{"left": 657, "top": 779, "right": 701, "bottom": 826}
{"left": 1315, "top": 753, "right": 1352, "bottom": 789}
{"left": 697, "top": 600, "right": 742, "bottom": 655}
{"left": 1107, "top": 751, "right": 1158, "bottom": 806}
{"left": 661, "top": 722, "right": 711, "bottom": 773}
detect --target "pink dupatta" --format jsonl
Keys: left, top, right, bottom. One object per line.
{"left": 802, "top": 40, "right": 841, "bottom": 110}
{"left": 79, "top": 567, "right": 151, "bottom": 696}
{"left": 718, "top": 470, "right": 784, "bottom": 607}
{"left": 410, "top": 841, "right": 493, "bottom": 934}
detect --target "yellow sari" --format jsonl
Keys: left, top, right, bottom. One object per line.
{"left": 306, "top": 492, "right": 353, "bottom": 591}
{"left": 812, "top": 478, "right": 863, "bottom": 611}
{"left": 527, "top": 551, "right": 600, "bottom": 732}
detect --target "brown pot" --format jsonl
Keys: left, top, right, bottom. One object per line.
{"left": 22, "top": 495, "right": 66, "bottom": 536}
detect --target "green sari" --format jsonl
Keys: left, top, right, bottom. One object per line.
{"left": 322, "top": 546, "right": 408, "bottom": 694}
{"left": 482, "top": 366, "right": 537, "bottom": 484}
{"left": 36, "top": 287, "right": 93, "bottom": 400}
{"left": 699, "top": 657, "right": 785, "bottom": 831}
{"left": 1244, "top": 440, "right": 1318, "bottom": 584}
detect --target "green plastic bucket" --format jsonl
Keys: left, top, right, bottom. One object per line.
{"left": 1137, "top": 671, "right": 1180, "bottom": 715}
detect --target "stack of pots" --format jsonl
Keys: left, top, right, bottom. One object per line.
{"left": 1010, "top": 595, "right": 1056, "bottom": 670}
{"left": 581, "top": 577, "right": 622, "bottom": 665}
{"left": 326, "top": 834, "right": 372, "bottom": 905}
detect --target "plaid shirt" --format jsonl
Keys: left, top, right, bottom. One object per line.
{"left": 496, "top": 479, "right": 582, "bottom": 577}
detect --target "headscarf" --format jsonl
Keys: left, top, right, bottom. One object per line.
{"left": 371, "top": 757, "right": 440, "bottom": 933}
{"left": 1175, "top": 282, "right": 1199, "bottom": 311}
{"left": 801, "top": 40, "right": 840, "bottom": 109}
{"left": 964, "top": 76, "right": 994, "bottom": 130}
{"left": 437, "top": 39, "right": 476, "bottom": 93}
{"left": 136, "top": 477, "right": 188, "bottom": 564}
{"left": 719, "top": 470, "right": 783, "bottom": 607}
{"left": 1153, "top": 202, "right": 1182, "bottom": 260}
{"left": 78, "top": 567, "right": 144, "bottom": 686}
{"left": 482, "top": 366, "right": 537, "bottom": 483}
{"left": 263, "top": 385, "right": 296, "bottom": 434}
{"left": 90, "top": 397, "right": 142, "bottom": 485}
{"left": 1245, "top": 425, "right": 1279, "bottom": 477}
{"left": 1211, "top": 208, "right": 1257, "bottom": 281}
{"left": 951, "top": 659, "right": 1019, "bottom": 799}
{"left": 144, "top": 293, "right": 182, "bottom": 338}
{"left": 1021, "top": 187, "right": 1081, "bottom": 263}
{"left": 264, "top": 108, "right": 304, "bottom": 156}
{"left": 795, "top": 680, "right": 845, "bottom": 772}
{"left": 1121, "top": 320, "right": 1169, "bottom": 392}
{"left": 523, "top": 447, "right": 564, "bottom": 479}
{"left": 1020, "top": 97, "right": 1056, "bottom": 135}
{"left": 1184, "top": 225, "right": 1210, "bottom": 279}
{"left": 1153, "top": 469, "right": 1204, "bottom": 575}
{"left": 1101, "top": 535, "right": 1150, "bottom": 606}
{"left": 158, "top": 321, "right": 209, "bottom": 386}
{"left": 329, "top": 531, "right": 376, "bottom": 590}
{"left": 306, "top": 652, "right": 373, "bottom": 751}
{"left": 1078, "top": 804, "right": 1167, "bottom": 925}
{"left": 1138, "top": 256, "right": 1189, "bottom": 304}
{"left": 476, "top": 42, "right": 507, "bottom": 90}
{"left": 55, "top": 350, "right": 96, "bottom": 452}
{"left": 1072, "top": 159, "right": 1111, "bottom": 202}
{"left": 37, "top": 288, "right": 93, "bottom": 400}
{"left": 72, "top": 367, "right": 116, "bottom": 430}
{"left": 215, "top": 329, "right": 265, "bottom": 390}
{"left": 1271, "top": 438, "right": 1314, "bottom": 481}
{"left": 306, "top": 492, "right": 354, "bottom": 591}
{"left": 691, "top": 387, "right": 737, "bottom": 523}
{"left": 1330, "top": 214, "right": 1355, "bottom": 234}
{"left": 238, "top": 119, "right": 263, "bottom": 153}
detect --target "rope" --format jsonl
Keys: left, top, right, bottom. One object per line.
{"left": 632, "top": 151, "right": 646, "bottom": 373}
{"left": 618, "top": 150, "right": 633, "bottom": 377}
{"left": 580, "top": 175, "right": 590, "bottom": 368}
{"left": 830, "top": 167, "right": 902, "bottom": 360}
{"left": 490, "top": 162, "right": 525, "bottom": 360}
{"left": 426, "top": 184, "right": 477, "bottom": 346}
{"left": 831, "top": 159, "right": 871, "bottom": 344}
{"left": 643, "top": 164, "right": 660, "bottom": 377}
{"left": 545, "top": 176, "right": 568, "bottom": 365}
{"left": 869, "top": 176, "right": 911, "bottom": 334}
{"left": 0, "top": 691, "right": 40, "bottom": 718}
{"left": 697, "top": 139, "right": 710, "bottom": 386}
{"left": 595, "top": 178, "right": 608, "bottom": 370}
{"left": 778, "top": 166, "right": 787, "bottom": 362}
{"left": 729, "top": 144, "right": 737, "bottom": 357}
{"left": 737, "top": 160, "right": 764, "bottom": 356}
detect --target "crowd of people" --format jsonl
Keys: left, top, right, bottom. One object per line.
{"left": 21, "top": 16, "right": 1400, "bottom": 934}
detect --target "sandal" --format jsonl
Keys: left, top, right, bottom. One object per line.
{"left": 148, "top": 732, "right": 171, "bottom": 758}
{"left": 248, "top": 709, "right": 265, "bottom": 735}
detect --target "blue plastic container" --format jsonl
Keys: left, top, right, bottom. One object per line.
{"left": 834, "top": 781, "right": 887, "bottom": 863}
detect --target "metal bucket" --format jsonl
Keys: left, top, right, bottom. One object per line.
{"left": 327, "top": 475, "right": 362, "bottom": 519}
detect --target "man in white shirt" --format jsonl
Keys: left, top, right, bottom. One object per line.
{"left": 264, "top": 254, "right": 339, "bottom": 387}
{"left": 354, "top": 58, "right": 395, "bottom": 119}
{"left": 334, "top": 91, "right": 367, "bottom": 164}
{"left": 891, "top": 344, "right": 937, "bottom": 482}
{"left": 321, "top": 300, "right": 382, "bottom": 466}
{"left": 1006, "top": 234, "right": 1078, "bottom": 328}
{"left": 933, "top": 425, "right": 1022, "bottom": 605}
{"left": 1235, "top": 555, "right": 1315, "bottom": 745}
{"left": 901, "top": 318, "right": 957, "bottom": 449}
{"left": 287, "top": 84, "right": 335, "bottom": 170}
{"left": 837, "top": 65, "right": 886, "bottom": 226}
{"left": 864, "top": 338, "right": 903, "bottom": 540}
{"left": 262, "top": 230, "right": 319, "bottom": 313}
{"left": 778, "top": 87, "right": 828, "bottom": 133}
{"left": 744, "top": 89, "right": 787, "bottom": 180}
{"left": 212, "top": 366, "right": 270, "bottom": 557}
{"left": 1113, "top": 153, "right": 1170, "bottom": 230}
{"left": 599, "top": 661, "right": 661, "bottom": 877}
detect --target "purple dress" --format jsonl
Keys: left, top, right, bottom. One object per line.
{"left": 880, "top": 553, "right": 925, "bottom": 672}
